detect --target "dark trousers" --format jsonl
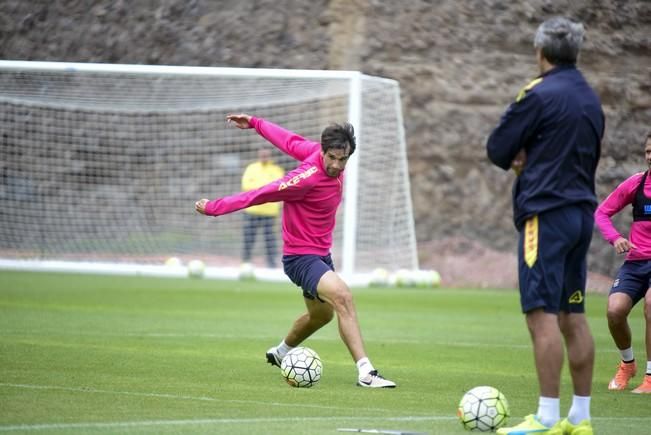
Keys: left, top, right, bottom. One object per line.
{"left": 242, "top": 214, "right": 278, "bottom": 267}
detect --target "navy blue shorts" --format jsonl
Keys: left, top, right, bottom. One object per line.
{"left": 610, "top": 260, "right": 651, "bottom": 305}
{"left": 282, "top": 254, "right": 334, "bottom": 302}
{"left": 518, "top": 205, "right": 594, "bottom": 314}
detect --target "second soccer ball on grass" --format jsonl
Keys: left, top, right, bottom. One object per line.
{"left": 280, "top": 347, "right": 322, "bottom": 388}
{"left": 457, "top": 386, "right": 509, "bottom": 432}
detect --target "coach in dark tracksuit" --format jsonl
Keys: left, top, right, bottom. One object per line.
{"left": 486, "top": 17, "right": 604, "bottom": 435}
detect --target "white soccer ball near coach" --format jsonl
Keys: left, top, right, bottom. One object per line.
{"left": 457, "top": 386, "right": 510, "bottom": 432}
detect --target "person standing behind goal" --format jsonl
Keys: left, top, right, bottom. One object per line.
{"left": 195, "top": 113, "right": 396, "bottom": 388}
{"left": 487, "top": 17, "right": 603, "bottom": 435}
{"left": 241, "top": 147, "right": 284, "bottom": 268}
{"left": 595, "top": 131, "right": 651, "bottom": 395}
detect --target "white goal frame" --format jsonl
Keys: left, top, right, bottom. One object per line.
{"left": 0, "top": 61, "right": 418, "bottom": 284}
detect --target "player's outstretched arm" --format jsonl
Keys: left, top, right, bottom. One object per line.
{"left": 226, "top": 113, "right": 253, "bottom": 129}
{"left": 236, "top": 115, "right": 318, "bottom": 162}
{"left": 196, "top": 167, "right": 311, "bottom": 218}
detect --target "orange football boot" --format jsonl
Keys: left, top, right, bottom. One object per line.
{"left": 632, "top": 374, "right": 651, "bottom": 394}
{"left": 608, "top": 361, "right": 637, "bottom": 390}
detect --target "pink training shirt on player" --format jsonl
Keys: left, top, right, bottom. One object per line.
{"left": 204, "top": 117, "right": 344, "bottom": 256}
{"left": 595, "top": 171, "right": 651, "bottom": 261}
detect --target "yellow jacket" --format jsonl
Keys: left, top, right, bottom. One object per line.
{"left": 241, "top": 160, "right": 285, "bottom": 216}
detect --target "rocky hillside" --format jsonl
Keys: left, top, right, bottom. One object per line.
{"left": 2, "top": 0, "right": 650, "bottom": 282}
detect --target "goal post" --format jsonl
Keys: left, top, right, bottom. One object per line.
{"left": 0, "top": 61, "right": 418, "bottom": 282}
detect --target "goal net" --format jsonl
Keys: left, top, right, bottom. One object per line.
{"left": 0, "top": 61, "right": 417, "bottom": 280}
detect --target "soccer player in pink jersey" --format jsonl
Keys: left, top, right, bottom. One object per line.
{"left": 195, "top": 113, "right": 396, "bottom": 388}
{"left": 595, "top": 132, "right": 651, "bottom": 394}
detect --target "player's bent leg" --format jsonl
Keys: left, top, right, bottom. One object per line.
{"left": 316, "top": 271, "right": 396, "bottom": 388}
{"left": 606, "top": 293, "right": 637, "bottom": 390}
{"left": 267, "top": 299, "right": 334, "bottom": 368}
{"left": 286, "top": 298, "right": 334, "bottom": 346}
{"left": 316, "top": 270, "right": 367, "bottom": 362}
{"left": 496, "top": 414, "right": 562, "bottom": 435}
{"left": 606, "top": 293, "right": 634, "bottom": 352}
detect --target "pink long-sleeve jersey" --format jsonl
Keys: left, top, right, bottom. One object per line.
{"left": 595, "top": 171, "right": 651, "bottom": 261}
{"left": 204, "top": 117, "right": 344, "bottom": 256}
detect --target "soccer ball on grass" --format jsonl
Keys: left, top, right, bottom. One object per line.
{"left": 187, "top": 259, "right": 205, "bottom": 278}
{"left": 281, "top": 347, "right": 322, "bottom": 388}
{"left": 412, "top": 269, "right": 442, "bottom": 287}
{"left": 369, "top": 267, "right": 390, "bottom": 287}
{"left": 238, "top": 262, "right": 255, "bottom": 280}
{"left": 457, "top": 386, "right": 510, "bottom": 431}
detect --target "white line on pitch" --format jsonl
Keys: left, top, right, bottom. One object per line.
{"left": 0, "top": 416, "right": 451, "bottom": 432}
{"left": 0, "top": 383, "right": 401, "bottom": 414}
{"left": 1, "top": 415, "right": 650, "bottom": 432}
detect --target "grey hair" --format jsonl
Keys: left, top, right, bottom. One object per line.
{"left": 534, "top": 17, "right": 585, "bottom": 65}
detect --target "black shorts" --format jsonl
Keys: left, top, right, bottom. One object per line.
{"left": 518, "top": 205, "right": 593, "bottom": 314}
{"left": 610, "top": 260, "right": 651, "bottom": 306}
{"left": 282, "top": 254, "right": 334, "bottom": 302}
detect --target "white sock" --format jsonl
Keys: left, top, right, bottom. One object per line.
{"left": 356, "top": 357, "right": 375, "bottom": 378}
{"left": 537, "top": 396, "right": 560, "bottom": 428}
{"left": 647, "top": 360, "right": 651, "bottom": 375}
{"left": 276, "top": 340, "right": 293, "bottom": 359}
{"left": 567, "top": 395, "right": 591, "bottom": 425}
{"left": 619, "top": 346, "right": 634, "bottom": 362}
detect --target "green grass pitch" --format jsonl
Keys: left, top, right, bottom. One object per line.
{"left": 0, "top": 271, "right": 648, "bottom": 434}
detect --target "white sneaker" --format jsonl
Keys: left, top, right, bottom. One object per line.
{"left": 357, "top": 370, "right": 396, "bottom": 388}
{"left": 265, "top": 347, "right": 282, "bottom": 368}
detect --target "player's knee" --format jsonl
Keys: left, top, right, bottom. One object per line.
{"left": 330, "top": 287, "right": 354, "bottom": 313}
{"left": 606, "top": 305, "right": 628, "bottom": 323}
{"left": 558, "top": 313, "right": 582, "bottom": 335}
